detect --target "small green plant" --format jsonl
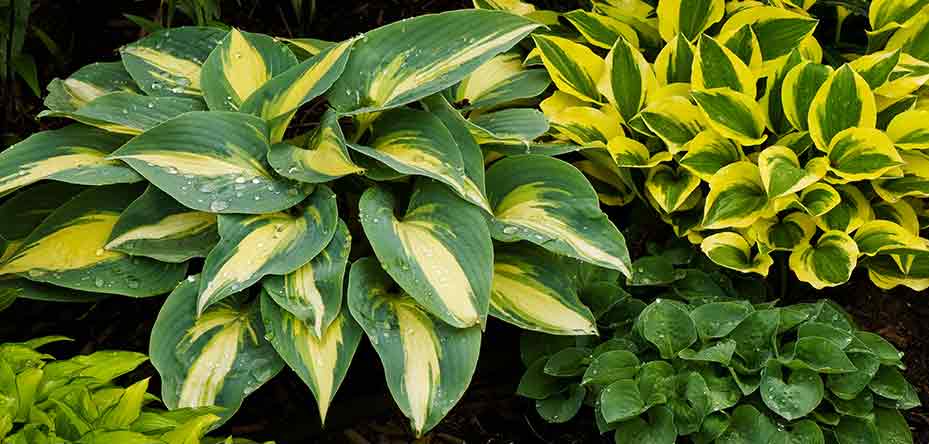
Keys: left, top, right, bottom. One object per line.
{"left": 0, "top": 336, "right": 268, "bottom": 443}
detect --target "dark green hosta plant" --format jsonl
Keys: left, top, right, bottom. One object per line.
{"left": 0, "top": 8, "right": 633, "bottom": 436}
{"left": 518, "top": 287, "right": 920, "bottom": 444}
{"left": 0, "top": 336, "right": 267, "bottom": 444}
{"left": 478, "top": 0, "right": 929, "bottom": 291}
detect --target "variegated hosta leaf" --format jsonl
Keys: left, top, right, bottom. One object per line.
{"left": 825, "top": 127, "right": 903, "bottom": 181}
{"left": 864, "top": 251, "right": 929, "bottom": 291}
{"left": 109, "top": 111, "right": 314, "bottom": 214}
{"left": 604, "top": 36, "right": 655, "bottom": 122}
{"left": 490, "top": 242, "right": 596, "bottom": 335}
{"left": 758, "top": 146, "right": 827, "bottom": 198}
{"left": 722, "top": 24, "right": 762, "bottom": 73}
{"left": 574, "top": 158, "right": 636, "bottom": 206}
{"left": 702, "top": 161, "right": 770, "bottom": 229}
{"left": 44, "top": 62, "right": 141, "bottom": 113}
{"left": 150, "top": 277, "right": 283, "bottom": 425}
{"left": 868, "top": 0, "right": 929, "bottom": 44}
{"left": 486, "top": 154, "right": 632, "bottom": 276}
{"left": 544, "top": 104, "right": 621, "bottom": 146}
{"left": 849, "top": 49, "right": 902, "bottom": 90}
{"left": 719, "top": 6, "right": 818, "bottom": 61}
{"left": 886, "top": 109, "right": 929, "bottom": 149}
{"left": 0, "top": 278, "right": 110, "bottom": 303}
{"left": 789, "top": 231, "right": 859, "bottom": 289}
{"left": 760, "top": 50, "right": 803, "bottom": 135}
{"left": 0, "top": 185, "right": 186, "bottom": 297}
{"left": 701, "top": 232, "right": 773, "bottom": 275}
{"left": 692, "top": 35, "right": 756, "bottom": 96}
{"left": 884, "top": 4, "right": 929, "bottom": 61}
{"left": 854, "top": 220, "right": 929, "bottom": 256}
{"left": 679, "top": 129, "right": 744, "bottom": 180}
{"left": 261, "top": 219, "right": 350, "bottom": 340}
{"left": 640, "top": 96, "right": 708, "bottom": 151}
{"left": 654, "top": 34, "right": 694, "bottom": 86}
{"left": 657, "top": 0, "right": 724, "bottom": 42}
{"left": 120, "top": 27, "right": 225, "bottom": 98}
{"left": 608, "top": 136, "right": 671, "bottom": 168}
{"left": 646, "top": 164, "right": 701, "bottom": 214}
{"left": 873, "top": 151, "right": 929, "bottom": 202}
{"left": 450, "top": 53, "right": 552, "bottom": 110}
{"left": 691, "top": 88, "right": 767, "bottom": 146}
{"left": 816, "top": 184, "right": 873, "bottom": 232}
{"left": 781, "top": 61, "right": 832, "bottom": 132}
{"left": 532, "top": 34, "right": 605, "bottom": 104}
{"left": 0, "top": 183, "right": 83, "bottom": 255}
{"left": 564, "top": 10, "right": 639, "bottom": 49}
{"left": 799, "top": 183, "right": 841, "bottom": 217}
{"left": 873, "top": 200, "right": 920, "bottom": 235}
{"left": 268, "top": 109, "right": 363, "bottom": 183}
{"left": 38, "top": 92, "right": 206, "bottom": 136}
{"left": 328, "top": 10, "right": 539, "bottom": 114}
{"left": 106, "top": 186, "right": 219, "bottom": 263}
{"left": 347, "top": 257, "right": 481, "bottom": 437}
{"left": 875, "top": 54, "right": 929, "bottom": 99}
{"left": 201, "top": 28, "right": 298, "bottom": 112}
{"left": 260, "top": 294, "right": 361, "bottom": 423}
{"left": 593, "top": 1, "right": 663, "bottom": 49}
{"left": 197, "top": 185, "right": 338, "bottom": 315}
{"left": 421, "top": 94, "right": 487, "bottom": 200}
{"left": 349, "top": 108, "right": 490, "bottom": 212}
{"left": 0, "top": 125, "right": 140, "bottom": 197}
{"left": 469, "top": 109, "right": 550, "bottom": 143}
{"left": 239, "top": 40, "right": 354, "bottom": 141}
{"left": 359, "top": 181, "right": 492, "bottom": 328}
{"left": 753, "top": 212, "right": 817, "bottom": 252}
{"left": 808, "top": 65, "right": 877, "bottom": 150}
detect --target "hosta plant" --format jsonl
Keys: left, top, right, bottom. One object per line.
{"left": 480, "top": 0, "right": 929, "bottom": 291}
{"left": 0, "top": 9, "right": 634, "bottom": 436}
{"left": 516, "top": 256, "right": 920, "bottom": 444}
{"left": 0, "top": 336, "right": 268, "bottom": 444}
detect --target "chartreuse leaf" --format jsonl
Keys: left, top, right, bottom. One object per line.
{"left": 150, "top": 276, "right": 284, "bottom": 425}
{"left": 757, "top": 146, "right": 827, "bottom": 198}
{"left": 239, "top": 40, "right": 354, "bottom": 141}
{"left": 486, "top": 155, "right": 631, "bottom": 276}
{"left": 808, "top": 65, "right": 877, "bottom": 150}
{"left": 197, "top": 185, "right": 338, "bottom": 314}
{"left": 702, "top": 161, "right": 769, "bottom": 229}
{"left": 268, "top": 109, "right": 363, "bottom": 184}
{"left": 0, "top": 184, "right": 185, "bottom": 297}
{"left": 645, "top": 164, "right": 701, "bottom": 214}
{"left": 825, "top": 127, "right": 903, "bottom": 181}
{"left": 0, "top": 125, "right": 139, "bottom": 197}
{"left": 760, "top": 363, "right": 823, "bottom": 421}
{"left": 790, "top": 230, "right": 859, "bottom": 289}
{"left": 816, "top": 184, "right": 872, "bottom": 232}
{"left": 105, "top": 186, "right": 218, "bottom": 263}
{"left": 692, "top": 88, "right": 767, "bottom": 146}
{"left": 605, "top": 36, "right": 655, "bottom": 122}
{"left": 38, "top": 93, "right": 206, "bottom": 135}
{"left": 350, "top": 108, "right": 490, "bottom": 212}
{"left": 360, "top": 181, "right": 492, "bottom": 328}
{"left": 692, "top": 35, "right": 756, "bottom": 96}
{"left": 262, "top": 220, "right": 351, "bottom": 338}
{"left": 657, "top": 0, "right": 724, "bottom": 42}
{"left": 781, "top": 61, "right": 832, "bottom": 132}
{"left": 753, "top": 212, "right": 817, "bottom": 252}
{"left": 260, "top": 293, "right": 361, "bottom": 423}
{"left": 109, "top": 111, "right": 314, "bottom": 214}
{"left": 718, "top": 6, "right": 818, "bottom": 61}
{"left": 608, "top": 136, "right": 671, "bottom": 168}
{"left": 679, "top": 129, "right": 744, "bottom": 180}
{"left": 532, "top": 34, "right": 605, "bottom": 104}
{"left": 490, "top": 242, "right": 597, "bottom": 335}
{"left": 200, "top": 28, "right": 298, "bottom": 112}
{"left": 640, "top": 96, "right": 708, "bottom": 152}
{"left": 348, "top": 257, "right": 481, "bottom": 437}
{"left": 564, "top": 10, "right": 639, "bottom": 49}
{"left": 886, "top": 109, "right": 929, "bottom": 149}
{"left": 854, "top": 220, "right": 928, "bottom": 256}
{"left": 328, "top": 10, "right": 539, "bottom": 114}
{"left": 120, "top": 27, "right": 225, "bottom": 98}
{"left": 450, "top": 53, "right": 551, "bottom": 111}
{"left": 44, "top": 62, "right": 140, "bottom": 113}
{"left": 701, "top": 232, "right": 773, "bottom": 275}
{"left": 799, "top": 183, "right": 841, "bottom": 217}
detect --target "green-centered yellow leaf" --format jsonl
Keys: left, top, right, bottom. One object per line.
{"left": 863, "top": 250, "right": 929, "bottom": 291}
{"left": 328, "top": 10, "right": 539, "bottom": 114}
{"left": 450, "top": 53, "right": 552, "bottom": 111}
{"left": 808, "top": 65, "right": 877, "bottom": 150}
{"left": 38, "top": 92, "right": 206, "bottom": 136}
{"left": 201, "top": 28, "right": 298, "bottom": 111}
{"left": 109, "top": 111, "right": 314, "bottom": 214}
{"left": 604, "top": 36, "right": 655, "bottom": 122}
{"left": 692, "top": 88, "right": 768, "bottom": 145}
{"left": 854, "top": 220, "right": 929, "bottom": 256}
{"left": 758, "top": 145, "right": 827, "bottom": 198}
{"left": 574, "top": 159, "right": 636, "bottom": 206}
{"left": 261, "top": 220, "right": 351, "bottom": 338}
{"left": 646, "top": 164, "right": 701, "bottom": 214}
{"left": 640, "top": 96, "right": 708, "bottom": 151}
{"left": 692, "top": 35, "right": 756, "bottom": 96}
{"left": 490, "top": 242, "right": 597, "bottom": 335}
{"left": 679, "top": 129, "right": 744, "bottom": 180}
{"left": 752, "top": 212, "right": 817, "bottom": 252}
{"left": 0, "top": 125, "right": 140, "bottom": 198}
{"left": 718, "top": 5, "right": 818, "bottom": 61}
{"left": 105, "top": 186, "right": 218, "bottom": 263}
{"left": 260, "top": 295, "right": 361, "bottom": 424}
{"left": 816, "top": 184, "right": 873, "bottom": 232}
{"left": 799, "top": 182, "right": 841, "bottom": 217}
{"left": 873, "top": 200, "right": 920, "bottom": 235}
{"left": 790, "top": 231, "right": 859, "bottom": 289}
{"left": 486, "top": 154, "right": 632, "bottom": 276}
{"left": 884, "top": 4, "right": 929, "bottom": 62}
{"left": 268, "top": 109, "right": 363, "bottom": 183}
{"left": 654, "top": 34, "right": 694, "bottom": 86}
{"left": 120, "top": 27, "right": 225, "bottom": 98}
{"left": 868, "top": 0, "right": 929, "bottom": 45}
{"left": 722, "top": 25, "right": 762, "bottom": 73}
{"left": 347, "top": 257, "right": 481, "bottom": 437}
{"left": 657, "top": 0, "right": 724, "bottom": 42}
{"left": 702, "top": 161, "right": 769, "bottom": 229}
{"left": 608, "top": 136, "right": 671, "bottom": 168}
{"left": 849, "top": 49, "right": 901, "bottom": 89}
{"left": 760, "top": 50, "right": 805, "bottom": 135}
{"left": 532, "top": 34, "right": 605, "bottom": 104}
{"left": 873, "top": 150, "right": 929, "bottom": 202}
{"left": 197, "top": 185, "right": 338, "bottom": 315}
{"left": 150, "top": 278, "right": 283, "bottom": 425}
{"left": 825, "top": 127, "right": 902, "bottom": 181}
{"left": 0, "top": 185, "right": 186, "bottom": 297}
{"left": 886, "top": 109, "right": 929, "bottom": 149}
{"left": 564, "top": 10, "right": 639, "bottom": 49}
{"left": 43, "top": 62, "right": 141, "bottom": 113}
{"left": 701, "top": 232, "right": 773, "bottom": 275}
{"left": 545, "top": 105, "right": 621, "bottom": 146}
{"left": 874, "top": 54, "right": 929, "bottom": 99}
{"left": 781, "top": 61, "right": 833, "bottom": 132}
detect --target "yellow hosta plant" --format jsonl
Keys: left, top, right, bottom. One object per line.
{"left": 495, "top": 0, "right": 929, "bottom": 291}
